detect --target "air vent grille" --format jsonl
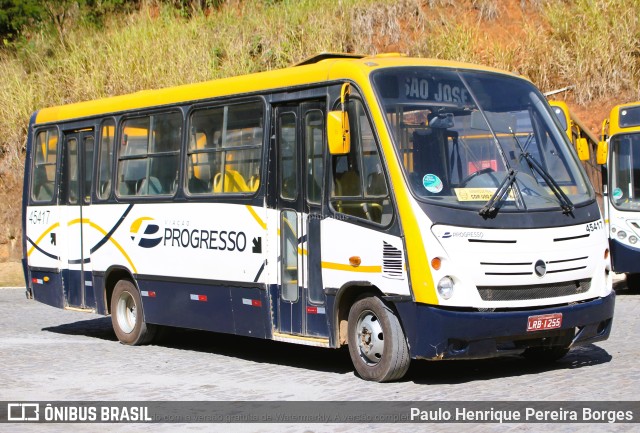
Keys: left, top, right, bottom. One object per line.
{"left": 382, "top": 241, "right": 403, "bottom": 279}
{"left": 477, "top": 279, "right": 591, "bottom": 301}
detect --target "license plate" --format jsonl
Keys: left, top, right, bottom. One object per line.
{"left": 527, "top": 313, "right": 562, "bottom": 332}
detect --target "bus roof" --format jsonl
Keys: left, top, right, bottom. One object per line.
{"left": 34, "top": 53, "right": 521, "bottom": 125}
{"left": 548, "top": 100, "right": 599, "bottom": 143}
{"left": 607, "top": 101, "right": 640, "bottom": 137}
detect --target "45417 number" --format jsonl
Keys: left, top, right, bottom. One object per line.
{"left": 28, "top": 209, "right": 50, "bottom": 225}
{"left": 585, "top": 221, "right": 603, "bottom": 232}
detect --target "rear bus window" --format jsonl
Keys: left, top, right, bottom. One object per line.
{"left": 31, "top": 129, "right": 58, "bottom": 202}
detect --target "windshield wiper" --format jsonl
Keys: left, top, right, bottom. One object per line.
{"left": 479, "top": 168, "right": 518, "bottom": 217}
{"left": 509, "top": 127, "right": 574, "bottom": 214}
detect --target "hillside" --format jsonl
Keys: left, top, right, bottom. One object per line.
{"left": 1, "top": 0, "right": 639, "bottom": 261}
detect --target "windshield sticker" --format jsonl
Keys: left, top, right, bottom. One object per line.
{"left": 454, "top": 188, "right": 515, "bottom": 202}
{"left": 612, "top": 188, "right": 623, "bottom": 200}
{"left": 423, "top": 174, "right": 443, "bottom": 193}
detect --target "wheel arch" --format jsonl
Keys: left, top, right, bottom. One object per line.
{"left": 332, "top": 281, "right": 385, "bottom": 347}
{"left": 104, "top": 266, "right": 137, "bottom": 315}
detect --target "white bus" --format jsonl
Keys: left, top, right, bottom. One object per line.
{"left": 23, "top": 54, "right": 614, "bottom": 382}
{"left": 599, "top": 102, "right": 640, "bottom": 289}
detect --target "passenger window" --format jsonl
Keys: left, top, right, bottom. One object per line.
{"left": 82, "top": 136, "right": 94, "bottom": 204}
{"left": 31, "top": 129, "right": 58, "bottom": 202}
{"left": 330, "top": 99, "right": 393, "bottom": 225}
{"left": 65, "top": 138, "right": 79, "bottom": 205}
{"left": 97, "top": 119, "right": 115, "bottom": 200}
{"left": 117, "top": 112, "right": 182, "bottom": 197}
{"left": 305, "top": 110, "right": 324, "bottom": 205}
{"left": 280, "top": 210, "right": 298, "bottom": 302}
{"left": 279, "top": 112, "right": 297, "bottom": 200}
{"left": 187, "top": 102, "right": 264, "bottom": 195}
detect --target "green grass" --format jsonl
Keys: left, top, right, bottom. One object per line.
{"left": 0, "top": 0, "right": 639, "bottom": 247}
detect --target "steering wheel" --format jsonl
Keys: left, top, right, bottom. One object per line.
{"left": 459, "top": 167, "right": 494, "bottom": 186}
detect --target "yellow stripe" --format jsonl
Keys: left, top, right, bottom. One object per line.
{"left": 246, "top": 205, "right": 267, "bottom": 230}
{"left": 34, "top": 218, "right": 137, "bottom": 274}
{"left": 82, "top": 219, "right": 138, "bottom": 274}
{"left": 90, "top": 221, "right": 138, "bottom": 274}
{"left": 298, "top": 247, "right": 308, "bottom": 256}
{"left": 321, "top": 261, "right": 382, "bottom": 273}
{"left": 27, "top": 222, "right": 60, "bottom": 257}
{"left": 67, "top": 218, "right": 86, "bottom": 226}
{"left": 341, "top": 71, "right": 437, "bottom": 304}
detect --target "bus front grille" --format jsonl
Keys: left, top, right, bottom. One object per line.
{"left": 476, "top": 278, "right": 591, "bottom": 301}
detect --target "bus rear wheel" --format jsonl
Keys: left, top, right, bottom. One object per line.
{"left": 347, "top": 296, "right": 410, "bottom": 382}
{"left": 110, "top": 280, "right": 156, "bottom": 345}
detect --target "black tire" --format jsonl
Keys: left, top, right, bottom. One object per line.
{"left": 626, "top": 273, "right": 640, "bottom": 292}
{"left": 110, "top": 280, "right": 156, "bottom": 345}
{"left": 347, "top": 296, "right": 410, "bottom": 382}
{"left": 522, "top": 346, "right": 570, "bottom": 363}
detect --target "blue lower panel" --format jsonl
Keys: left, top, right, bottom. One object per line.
{"left": 30, "top": 269, "right": 64, "bottom": 309}
{"left": 92, "top": 275, "right": 107, "bottom": 315}
{"left": 62, "top": 269, "right": 82, "bottom": 307}
{"left": 610, "top": 239, "right": 640, "bottom": 273}
{"left": 61, "top": 269, "right": 96, "bottom": 309}
{"left": 395, "top": 292, "right": 615, "bottom": 360}
{"left": 305, "top": 304, "right": 330, "bottom": 338}
{"left": 230, "top": 287, "right": 270, "bottom": 339}
{"left": 138, "top": 280, "right": 270, "bottom": 339}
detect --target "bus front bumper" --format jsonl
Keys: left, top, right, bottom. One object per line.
{"left": 395, "top": 291, "right": 615, "bottom": 360}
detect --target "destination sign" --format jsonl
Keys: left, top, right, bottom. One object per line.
{"left": 404, "top": 77, "right": 470, "bottom": 105}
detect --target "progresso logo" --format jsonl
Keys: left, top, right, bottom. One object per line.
{"left": 130, "top": 217, "right": 163, "bottom": 248}
{"left": 440, "top": 231, "right": 484, "bottom": 239}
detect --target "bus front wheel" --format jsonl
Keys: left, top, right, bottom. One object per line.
{"left": 347, "top": 296, "right": 410, "bottom": 382}
{"left": 110, "top": 280, "right": 156, "bottom": 345}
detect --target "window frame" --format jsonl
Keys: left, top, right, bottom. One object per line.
{"left": 30, "top": 127, "right": 60, "bottom": 204}
{"left": 328, "top": 95, "right": 395, "bottom": 227}
{"left": 185, "top": 99, "right": 265, "bottom": 197}
{"left": 115, "top": 110, "right": 183, "bottom": 199}
{"left": 96, "top": 118, "right": 116, "bottom": 201}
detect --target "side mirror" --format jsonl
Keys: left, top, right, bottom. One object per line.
{"left": 327, "top": 111, "right": 350, "bottom": 155}
{"left": 576, "top": 137, "right": 589, "bottom": 161}
{"left": 597, "top": 140, "right": 608, "bottom": 165}
{"left": 327, "top": 83, "right": 351, "bottom": 155}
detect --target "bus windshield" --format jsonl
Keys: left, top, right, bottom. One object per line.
{"left": 610, "top": 132, "right": 640, "bottom": 210}
{"left": 372, "top": 68, "right": 593, "bottom": 213}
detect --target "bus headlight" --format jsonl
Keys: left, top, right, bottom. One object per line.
{"left": 630, "top": 236, "right": 638, "bottom": 245}
{"left": 617, "top": 230, "right": 627, "bottom": 240}
{"left": 437, "top": 276, "right": 455, "bottom": 300}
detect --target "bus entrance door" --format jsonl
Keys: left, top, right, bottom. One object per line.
{"left": 275, "top": 102, "right": 328, "bottom": 338}
{"left": 60, "top": 130, "right": 95, "bottom": 310}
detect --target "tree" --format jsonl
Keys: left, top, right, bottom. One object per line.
{"left": 0, "top": 0, "right": 44, "bottom": 43}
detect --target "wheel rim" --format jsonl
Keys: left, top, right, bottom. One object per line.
{"left": 116, "top": 291, "right": 137, "bottom": 334}
{"left": 355, "top": 309, "right": 384, "bottom": 365}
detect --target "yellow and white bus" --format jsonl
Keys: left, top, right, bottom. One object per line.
{"left": 23, "top": 53, "right": 614, "bottom": 382}
{"left": 598, "top": 101, "right": 640, "bottom": 289}
{"left": 549, "top": 100, "right": 604, "bottom": 209}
